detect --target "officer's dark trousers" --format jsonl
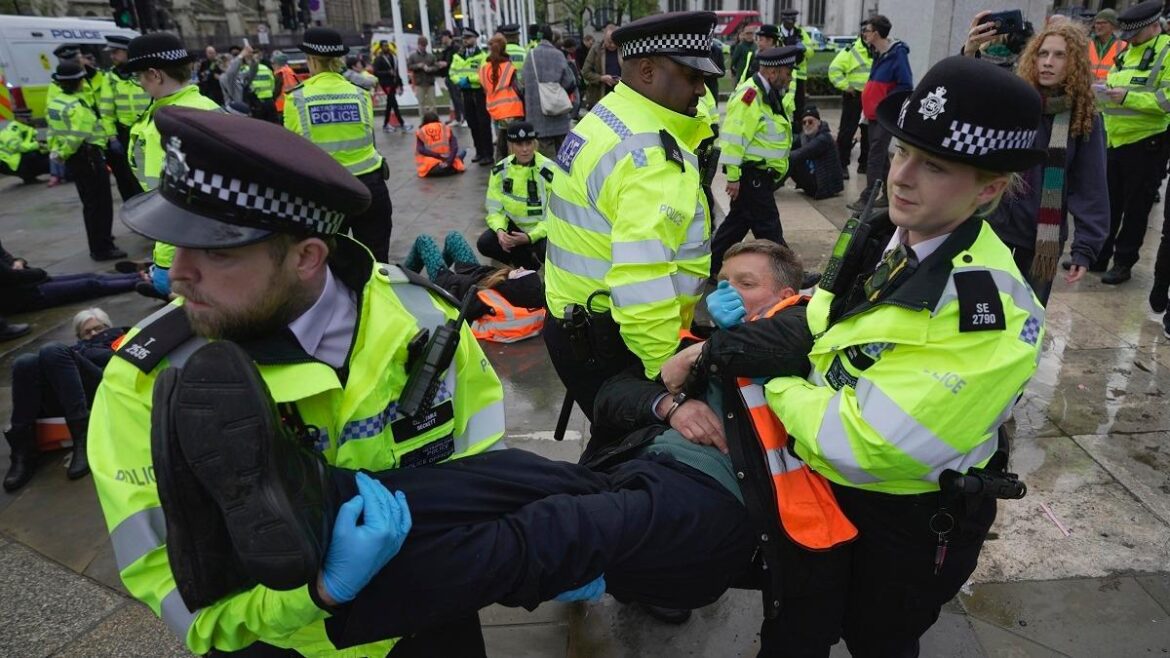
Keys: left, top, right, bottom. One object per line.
{"left": 322, "top": 449, "right": 754, "bottom": 649}
{"left": 710, "top": 166, "right": 784, "bottom": 278}
{"left": 461, "top": 88, "right": 494, "bottom": 160}
{"left": 836, "top": 92, "right": 868, "bottom": 169}
{"left": 445, "top": 79, "right": 465, "bottom": 122}
{"left": 1099, "top": 134, "right": 1168, "bottom": 270}
{"left": 793, "top": 78, "right": 806, "bottom": 123}
{"left": 476, "top": 223, "right": 546, "bottom": 269}
{"left": 860, "top": 120, "right": 892, "bottom": 202}
{"left": 66, "top": 145, "right": 116, "bottom": 256}
{"left": 760, "top": 485, "right": 996, "bottom": 658}
{"left": 1153, "top": 176, "right": 1170, "bottom": 290}
{"left": 350, "top": 170, "right": 394, "bottom": 264}
{"left": 541, "top": 313, "right": 640, "bottom": 425}
{"left": 108, "top": 124, "right": 143, "bottom": 203}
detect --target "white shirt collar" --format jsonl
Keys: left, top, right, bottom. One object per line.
{"left": 883, "top": 227, "right": 951, "bottom": 264}
{"left": 756, "top": 74, "right": 772, "bottom": 94}
{"left": 287, "top": 268, "right": 357, "bottom": 369}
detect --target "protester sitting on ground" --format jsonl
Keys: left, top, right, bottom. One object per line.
{"left": 476, "top": 121, "right": 553, "bottom": 270}
{"left": 4, "top": 307, "right": 127, "bottom": 491}
{"left": 415, "top": 112, "right": 466, "bottom": 177}
{"left": 404, "top": 232, "right": 545, "bottom": 342}
{"left": 0, "top": 108, "right": 50, "bottom": 184}
{"left": 0, "top": 239, "right": 143, "bottom": 315}
{"left": 788, "top": 106, "right": 845, "bottom": 200}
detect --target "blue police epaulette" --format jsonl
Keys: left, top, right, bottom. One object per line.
{"left": 114, "top": 303, "right": 196, "bottom": 373}
{"left": 742, "top": 87, "right": 757, "bottom": 104}
{"left": 539, "top": 165, "right": 555, "bottom": 182}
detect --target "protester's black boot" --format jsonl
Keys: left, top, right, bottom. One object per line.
{"left": 152, "top": 368, "right": 254, "bottom": 609}
{"left": 65, "top": 417, "right": 89, "bottom": 480}
{"left": 3, "top": 425, "right": 37, "bottom": 492}
{"left": 173, "top": 341, "right": 335, "bottom": 591}
{"left": 1150, "top": 279, "right": 1169, "bottom": 314}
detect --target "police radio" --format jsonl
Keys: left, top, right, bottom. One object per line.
{"left": 399, "top": 289, "right": 477, "bottom": 418}
{"left": 820, "top": 180, "right": 883, "bottom": 296}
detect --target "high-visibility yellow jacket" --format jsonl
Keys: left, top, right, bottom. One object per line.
{"left": 828, "top": 38, "right": 872, "bottom": 93}
{"left": 45, "top": 71, "right": 102, "bottom": 114}
{"left": 0, "top": 120, "right": 41, "bottom": 171}
{"left": 251, "top": 63, "right": 276, "bottom": 100}
{"left": 128, "top": 84, "right": 221, "bottom": 268}
{"left": 506, "top": 42, "right": 527, "bottom": 82}
{"left": 485, "top": 152, "right": 554, "bottom": 240}
{"left": 449, "top": 49, "right": 487, "bottom": 89}
{"left": 765, "top": 217, "right": 1044, "bottom": 495}
{"left": 782, "top": 26, "right": 817, "bottom": 81}
{"left": 544, "top": 82, "right": 713, "bottom": 379}
{"left": 284, "top": 72, "right": 382, "bottom": 176}
{"left": 1103, "top": 33, "right": 1170, "bottom": 148}
{"left": 89, "top": 246, "right": 505, "bottom": 656}
{"left": 697, "top": 86, "right": 719, "bottom": 130}
{"left": 719, "top": 75, "right": 792, "bottom": 182}
{"left": 98, "top": 68, "right": 151, "bottom": 135}
{"left": 45, "top": 93, "right": 106, "bottom": 159}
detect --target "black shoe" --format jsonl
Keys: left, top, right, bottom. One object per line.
{"left": 91, "top": 247, "right": 128, "bottom": 261}
{"left": 801, "top": 270, "right": 822, "bottom": 290}
{"left": 0, "top": 320, "right": 30, "bottom": 342}
{"left": 65, "top": 418, "right": 89, "bottom": 480}
{"left": 1101, "top": 266, "right": 1132, "bottom": 285}
{"left": 173, "top": 341, "right": 334, "bottom": 591}
{"left": 115, "top": 260, "right": 152, "bottom": 274}
{"left": 152, "top": 367, "right": 254, "bottom": 609}
{"left": 856, "top": 164, "right": 866, "bottom": 175}
{"left": 3, "top": 426, "right": 38, "bottom": 492}
{"left": 135, "top": 281, "right": 170, "bottom": 301}
{"left": 1151, "top": 282, "right": 1169, "bottom": 314}
{"left": 842, "top": 168, "right": 850, "bottom": 180}
{"left": 641, "top": 604, "right": 693, "bottom": 625}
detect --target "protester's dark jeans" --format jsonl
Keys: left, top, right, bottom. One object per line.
{"left": 860, "top": 120, "right": 892, "bottom": 201}
{"left": 10, "top": 342, "right": 103, "bottom": 428}
{"left": 322, "top": 449, "right": 754, "bottom": 649}
{"left": 5, "top": 272, "right": 140, "bottom": 314}
{"left": 381, "top": 86, "right": 406, "bottom": 126}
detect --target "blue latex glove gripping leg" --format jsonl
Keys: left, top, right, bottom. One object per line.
{"left": 554, "top": 575, "right": 606, "bottom": 602}
{"left": 322, "top": 472, "right": 413, "bottom": 603}
{"left": 706, "top": 280, "right": 747, "bottom": 329}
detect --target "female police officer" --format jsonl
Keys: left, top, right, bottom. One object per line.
{"left": 753, "top": 55, "right": 1047, "bottom": 656}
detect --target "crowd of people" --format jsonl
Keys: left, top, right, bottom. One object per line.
{"left": 1, "top": 1, "right": 1169, "bottom": 656}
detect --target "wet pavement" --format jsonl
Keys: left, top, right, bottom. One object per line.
{"left": 0, "top": 107, "right": 1168, "bottom": 657}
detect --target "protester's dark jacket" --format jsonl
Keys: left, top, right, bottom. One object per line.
{"left": 372, "top": 53, "right": 400, "bottom": 88}
{"left": 0, "top": 239, "right": 49, "bottom": 311}
{"left": 730, "top": 42, "right": 756, "bottom": 81}
{"left": 791, "top": 122, "right": 845, "bottom": 200}
{"left": 988, "top": 112, "right": 1109, "bottom": 268}
{"left": 74, "top": 325, "right": 129, "bottom": 371}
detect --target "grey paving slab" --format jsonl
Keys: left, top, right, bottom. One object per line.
{"left": 0, "top": 464, "right": 110, "bottom": 574}
{"left": 1072, "top": 433, "right": 1170, "bottom": 527}
{"left": 1136, "top": 573, "right": 1170, "bottom": 615}
{"left": 484, "top": 621, "right": 570, "bottom": 658}
{"left": 0, "top": 542, "right": 124, "bottom": 658}
{"left": 480, "top": 601, "right": 574, "bottom": 627}
{"left": 960, "top": 578, "right": 1170, "bottom": 657}
{"left": 82, "top": 540, "right": 128, "bottom": 594}
{"left": 53, "top": 601, "right": 189, "bottom": 658}
{"left": 968, "top": 618, "right": 1068, "bottom": 658}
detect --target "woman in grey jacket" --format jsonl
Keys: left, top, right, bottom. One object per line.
{"left": 986, "top": 21, "right": 1108, "bottom": 306}
{"left": 522, "top": 26, "right": 579, "bottom": 157}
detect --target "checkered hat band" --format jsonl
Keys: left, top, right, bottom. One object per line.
{"left": 169, "top": 167, "right": 346, "bottom": 235}
{"left": 758, "top": 55, "right": 796, "bottom": 67}
{"left": 129, "top": 49, "right": 188, "bottom": 63}
{"left": 303, "top": 42, "right": 347, "bottom": 54}
{"left": 941, "top": 120, "right": 1037, "bottom": 156}
{"left": 1120, "top": 15, "right": 1160, "bottom": 31}
{"left": 620, "top": 33, "right": 711, "bottom": 59}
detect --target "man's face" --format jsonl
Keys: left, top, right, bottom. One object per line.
{"left": 510, "top": 139, "right": 536, "bottom": 163}
{"left": 169, "top": 239, "right": 315, "bottom": 341}
{"left": 110, "top": 48, "right": 128, "bottom": 65}
{"left": 801, "top": 115, "right": 820, "bottom": 136}
{"left": 644, "top": 57, "right": 707, "bottom": 116}
{"left": 861, "top": 25, "right": 878, "bottom": 46}
{"left": 136, "top": 69, "right": 167, "bottom": 98}
{"left": 441, "top": 34, "right": 452, "bottom": 46}
{"left": 418, "top": 37, "right": 428, "bottom": 51}
{"left": 741, "top": 29, "right": 756, "bottom": 43}
{"left": 718, "top": 253, "right": 786, "bottom": 319}
{"left": 79, "top": 317, "right": 110, "bottom": 340}
{"left": 462, "top": 35, "right": 477, "bottom": 49}
{"left": 1093, "top": 19, "right": 1114, "bottom": 38}
{"left": 761, "top": 65, "right": 793, "bottom": 93}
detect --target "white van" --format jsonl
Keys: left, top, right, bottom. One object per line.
{"left": 0, "top": 15, "right": 138, "bottom": 120}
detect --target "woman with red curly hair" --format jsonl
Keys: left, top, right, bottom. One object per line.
{"left": 987, "top": 21, "right": 1110, "bottom": 305}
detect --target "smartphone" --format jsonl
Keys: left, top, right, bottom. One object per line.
{"left": 979, "top": 9, "right": 1025, "bottom": 36}
{"left": 243, "top": 38, "right": 251, "bottom": 49}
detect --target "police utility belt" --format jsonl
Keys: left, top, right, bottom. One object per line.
{"left": 557, "top": 291, "right": 627, "bottom": 368}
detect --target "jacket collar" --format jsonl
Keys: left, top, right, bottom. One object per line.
{"left": 611, "top": 82, "right": 713, "bottom": 151}
{"left": 875, "top": 212, "right": 984, "bottom": 311}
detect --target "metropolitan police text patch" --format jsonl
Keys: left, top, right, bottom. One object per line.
{"left": 309, "top": 103, "right": 362, "bottom": 125}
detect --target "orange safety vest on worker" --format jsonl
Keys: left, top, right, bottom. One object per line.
{"left": 415, "top": 121, "right": 465, "bottom": 177}
{"left": 470, "top": 288, "right": 545, "bottom": 343}
{"left": 1089, "top": 37, "right": 1127, "bottom": 81}
{"left": 734, "top": 295, "right": 858, "bottom": 551}
{"left": 479, "top": 60, "right": 524, "bottom": 121}
{"left": 274, "top": 65, "right": 300, "bottom": 113}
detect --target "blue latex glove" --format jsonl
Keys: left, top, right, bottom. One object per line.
{"left": 458, "top": 78, "right": 470, "bottom": 89}
{"left": 554, "top": 574, "right": 606, "bottom": 602}
{"left": 107, "top": 137, "right": 124, "bottom": 156}
{"left": 706, "top": 280, "right": 746, "bottom": 329}
{"left": 322, "top": 472, "right": 412, "bottom": 603}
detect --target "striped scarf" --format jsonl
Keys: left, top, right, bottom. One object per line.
{"left": 1032, "top": 95, "right": 1071, "bottom": 284}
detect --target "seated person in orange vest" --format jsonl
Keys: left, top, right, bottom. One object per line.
{"left": 414, "top": 112, "right": 466, "bottom": 177}
{"left": 476, "top": 121, "right": 553, "bottom": 270}
{"left": 404, "top": 231, "right": 545, "bottom": 342}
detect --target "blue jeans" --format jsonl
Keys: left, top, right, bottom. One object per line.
{"left": 10, "top": 272, "right": 140, "bottom": 313}
{"left": 10, "top": 343, "right": 103, "bottom": 428}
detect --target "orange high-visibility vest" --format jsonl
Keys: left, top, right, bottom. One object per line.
{"left": 415, "top": 122, "right": 465, "bottom": 177}
{"left": 1089, "top": 38, "right": 1126, "bottom": 81}
{"left": 480, "top": 60, "right": 524, "bottom": 121}
{"left": 470, "top": 288, "right": 545, "bottom": 343}
{"left": 735, "top": 295, "right": 858, "bottom": 551}
{"left": 274, "top": 66, "right": 300, "bottom": 113}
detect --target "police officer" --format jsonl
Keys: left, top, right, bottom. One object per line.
{"left": 286, "top": 27, "right": 394, "bottom": 263}
{"left": 46, "top": 62, "right": 123, "bottom": 260}
{"left": 738, "top": 23, "right": 780, "bottom": 84}
{"left": 45, "top": 44, "right": 101, "bottom": 111}
{"left": 98, "top": 35, "right": 151, "bottom": 202}
{"left": 827, "top": 24, "right": 873, "bottom": 179}
{"left": 249, "top": 54, "right": 278, "bottom": 123}
{"left": 449, "top": 27, "right": 494, "bottom": 163}
{"left": 477, "top": 121, "right": 554, "bottom": 269}
{"left": 758, "top": 56, "right": 1044, "bottom": 655}
{"left": 124, "top": 32, "right": 221, "bottom": 299}
{"left": 711, "top": 46, "right": 800, "bottom": 279}
{"left": 778, "top": 7, "right": 816, "bottom": 120}
{"left": 89, "top": 106, "right": 503, "bottom": 656}
{"left": 1093, "top": 0, "right": 1170, "bottom": 285}
{"left": 0, "top": 108, "right": 49, "bottom": 184}
{"left": 542, "top": 11, "right": 718, "bottom": 433}
{"left": 499, "top": 23, "right": 528, "bottom": 78}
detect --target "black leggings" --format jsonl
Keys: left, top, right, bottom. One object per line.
{"left": 381, "top": 85, "right": 405, "bottom": 126}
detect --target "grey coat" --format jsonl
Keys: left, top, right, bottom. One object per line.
{"left": 522, "top": 42, "right": 578, "bottom": 138}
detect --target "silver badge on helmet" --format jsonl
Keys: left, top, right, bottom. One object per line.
{"left": 164, "top": 136, "right": 189, "bottom": 182}
{"left": 918, "top": 86, "right": 948, "bottom": 121}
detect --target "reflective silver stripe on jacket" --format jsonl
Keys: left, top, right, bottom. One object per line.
{"left": 933, "top": 266, "right": 1046, "bottom": 324}
{"left": 110, "top": 506, "right": 166, "bottom": 571}
{"left": 160, "top": 587, "right": 198, "bottom": 639}
{"left": 547, "top": 242, "right": 611, "bottom": 279}
{"left": 549, "top": 192, "right": 612, "bottom": 235}
{"left": 455, "top": 399, "right": 505, "bottom": 451}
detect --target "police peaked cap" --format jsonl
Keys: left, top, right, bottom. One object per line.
{"left": 461, "top": 27, "right": 480, "bottom": 38}
{"left": 300, "top": 27, "right": 348, "bottom": 57}
{"left": 121, "top": 107, "right": 371, "bottom": 250}
{"left": 506, "top": 121, "right": 538, "bottom": 141}
{"left": 876, "top": 56, "right": 1044, "bottom": 173}
{"left": 756, "top": 24, "right": 781, "bottom": 39}
{"left": 1118, "top": 0, "right": 1163, "bottom": 39}
{"left": 105, "top": 34, "right": 132, "bottom": 50}
{"left": 53, "top": 43, "right": 82, "bottom": 59}
{"left": 779, "top": 8, "right": 799, "bottom": 18}
{"left": 52, "top": 61, "right": 87, "bottom": 81}
{"left": 498, "top": 23, "right": 521, "bottom": 36}
{"left": 612, "top": 11, "right": 723, "bottom": 76}
{"left": 757, "top": 45, "right": 802, "bottom": 68}
{"left": 124, "top": 32, "right": 196, "bottom": 72}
